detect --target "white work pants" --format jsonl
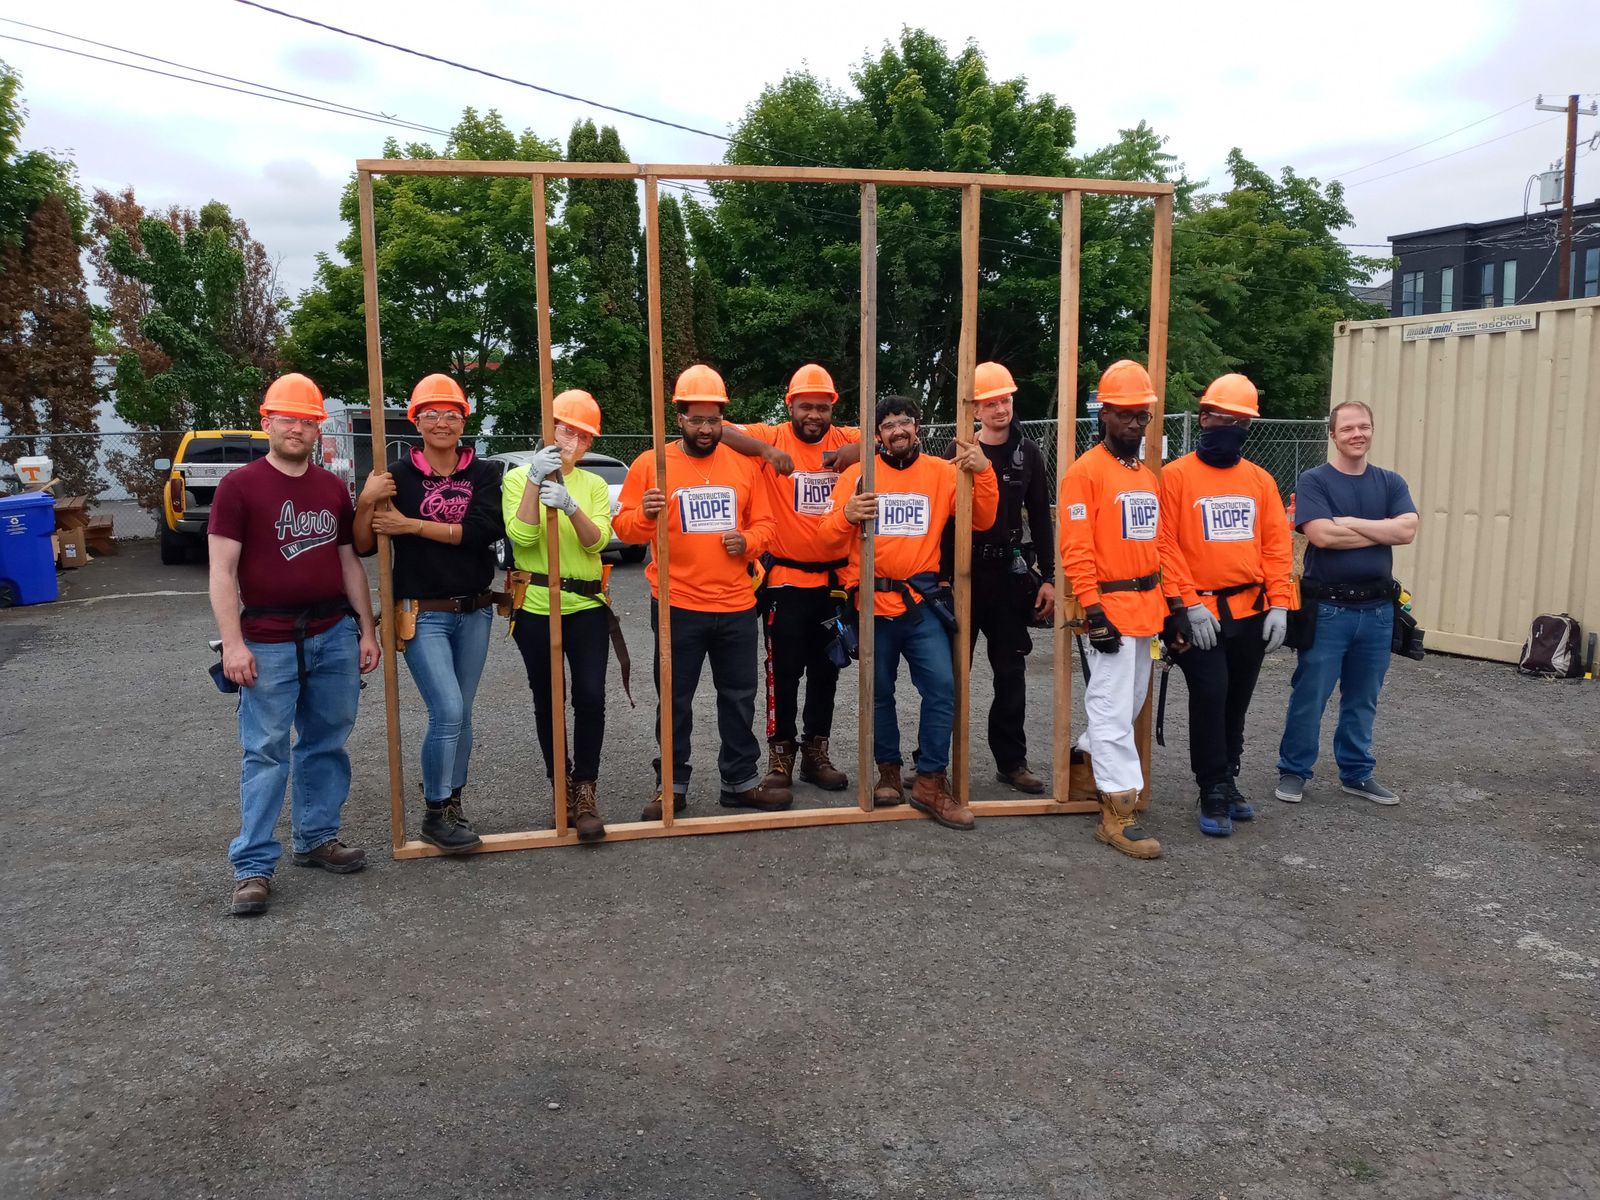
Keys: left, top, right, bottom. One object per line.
{"left": 1075, "top": 635, "right": 1153, "bottom": 794}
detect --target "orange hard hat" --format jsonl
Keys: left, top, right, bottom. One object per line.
{"left": 407, "top": 373, "right": 470, "bottom": 423}
{"left": 260, "top": 373, "right": 326, "bottom": 421}
{"left": 673, "top": 363, "right": 729, "bottom": 406}
{"left": 785, "top": 363, "right": 838, "bottom": 403}
{"left": 552, "top": 389, "right": 602, "bottom": 437}
{"left": 1096, "top": 360, "right": 1157, "bottom": 408}
{"left": 1198, "top": 373, "right": 1259, "bottom": 418}
{"left": 974, "top": 361, "right": 1017, "bottom": 402}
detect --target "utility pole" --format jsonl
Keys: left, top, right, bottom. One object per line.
{"left": 1536, "top": 94, "right": 1599, "bottom": 300}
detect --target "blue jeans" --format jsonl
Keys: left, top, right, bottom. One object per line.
{"left": 231, "top": 617, "right": 361, "bottom": 880}
{"left": 1277, "top": 601, "right": 1393, "bottom": 784}
{"left": 403, "top": 607, "right": 493, "bottom": 802}
{"left": 874, "top": 611, "right": 955, "bottom": 775}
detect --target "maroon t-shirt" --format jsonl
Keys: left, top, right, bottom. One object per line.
{"left": 209, "top": 457, "right": 356, "bottom": 643}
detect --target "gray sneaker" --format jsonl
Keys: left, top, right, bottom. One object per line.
{"left": 1274, "top": 773, "right": 1305, "bottom": 803}
{"left": 1341, "top": 778, "right": 1399, "bottom": 806}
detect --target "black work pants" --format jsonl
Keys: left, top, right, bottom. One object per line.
{"left": 764, "top": 585, "right": 842, "bottom": 745}
{"left": 511, "top": 606, "right": 610, "bottom": 783}
{"left": 650, "top": 600, "right": 761, "bottom": 795}
{"left": 968, "top": 564, "right": 1035, "bottom": 772}
{"left": 1173, "top": 610, "right": 1268, "bottom": 789}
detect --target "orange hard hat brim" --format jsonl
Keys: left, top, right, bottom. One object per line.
{"left": 1200, "top": 399, "right": 1258, "bottom": 418}
{"left": 557, "top": 415, "right": 601, "bottom": 437}
{"left": 261, "top": 400, "right": 326, "bottom": 421}
{"left": 407, "top": 397, "right": 470, "bottom": 423}
{"left": 975, "top": 386, "right": 1017, "bottom": 402}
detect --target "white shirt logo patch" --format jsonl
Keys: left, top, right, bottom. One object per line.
{"left": 876, "top": 492, "right": 930, "bottom": 536}
{"left": 792, "top": 471, "right": 838, "bottom": 516}
{"left": 1067, "top": 503, "right": 1088, "bottom": 521}
{"left": 677, "top": 485, "right": 737, "bottom": 532}
{"left": 1118, "top": 490, "right": 1159, "bottom": 541}
{"left": 1198, "top": 495, "right": 1256, "bottom": 541}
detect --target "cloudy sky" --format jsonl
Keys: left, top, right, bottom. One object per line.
{"left": 4, "top": 0, "right": 1597, "bottom": 298}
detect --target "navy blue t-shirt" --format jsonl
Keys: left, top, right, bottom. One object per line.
{"left": 1294, "top": 462, "right": 1416, "bottom": 586}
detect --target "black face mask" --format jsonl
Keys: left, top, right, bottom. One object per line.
{"left": 1197, "top": 424, "right": 1248, "bottom": 467}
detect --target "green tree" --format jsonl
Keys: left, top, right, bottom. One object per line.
{"left": 285, "top": 109, "right": 566, "bottom": 438}
{"left": 0, "top": 62, "right": 85, "bottom": 252}
{"left": 657, "top": 193, "right": 698, "bottom": 390}
{"left": 562, "top": 121, "right": 647, "bottom": 431}
{"left": 1171, "top": 150, "right": 1387, "bottom": 416}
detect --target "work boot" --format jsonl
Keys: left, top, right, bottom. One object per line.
{"left": 909, "top": 771, "right": 975, "bottom": 832}
{"left": 719, "top": 782, "right": 793, "bottom": 812}
{"left": 873, "top": 762, "right": 906, "bottom": 806}
{"left": 421, "top": 802, "right": 483, "bottom": 854}
{"left": 1223, "top": 768, "right": 1254, "bottom": 822}
{"left": 230, "top": 876, "right": 271, "bottom": 916}
{"left": 1197, "top": 784, "right": 1233, "bottom": 838}
{"left": 292, "top": 839, "right": 367, "bottom": 873}
{"left": 762, "top": 740, "right": 797, "bottom": 791}
{"left": 1067, "top": 748, "right": 1098, "bottom": 802}
{"left": 640, "top": 793, "right": 687, "bottom": 822}
{"left": 799, "top": 736, "right": 848, "bottom": 791}
{"left": 567, "top": 778, "right": 606, "bottom": 843}
{"left": 996, "top": 764, "right": 1046, "bottom": 794}
{"left": 1094, "top": 789, "right": 1162, "bottom": 859}
{"left": 445, "top": 786, "right": 476, "bottom": 834}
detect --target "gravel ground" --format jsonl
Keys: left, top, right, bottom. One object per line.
{"left": 2, "top": 545, "right": 1597, "bottom": 1199}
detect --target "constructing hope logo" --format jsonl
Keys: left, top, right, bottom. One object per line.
{"left": 275, "top": 501, "right": 339, "bottom": 561}
{"left": 1197, "top": 495, "right": 1256, "bottom": 541}
{"left": 1118, "top": 490, "right": 1159, "bottom": 541}
{"left": 791, "top": 471, "right": 839, "bottom": 516}
{"left": 677, "top": 485, "right": 737, "bottom": 533}
{"left": 877, "top": 492, "right": 930, "bottom": 536}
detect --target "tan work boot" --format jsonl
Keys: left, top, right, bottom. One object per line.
{"left": 719, "top": 782, "right": 793, "bottom": 812}
{"left": 996, "top": 764, "right": 1046, "bottom": 794}
{"left": 799, "top": 736, "right": 848, "bottom": 791}
{"left": 1068, "top": 748, "right": 1098, "bottom": 802}
{"left": 909, "top": 770, "right": 975, "bottom": 832}
{"left": 640, "top": 793, "right": 686, "bottom": 822}
{"left": 1094, "top": 789, "right": 1162, "bottom": 859}
{"left": 567, "top": 778, "right": 606, "bottom": 843}
{"left": 873, "top": 762, "right": 906, "bottom": 806}
{"left": 762, "top": 740, "right": 797, "bottom": 791}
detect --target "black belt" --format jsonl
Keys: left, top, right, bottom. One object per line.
{"left": 1199, "top": 580, "right": 1268, "bottom": 637}
{"left": 527, "top": 572, "right": 604, "bottom": 598}
{"left": 1098, "top": 570, "right": 1161, "bottom": 594}
{"left": 412, "top": 591, "right": 497, "bottom": 613}
{"left": 1300, "top": 577, "right": 1396, "bottom": 605}
{"left": 239, "top": 598, "right": 355, "bottom": 681}
{"left": 768, "top": 554, "right": 847, "bottom": 573}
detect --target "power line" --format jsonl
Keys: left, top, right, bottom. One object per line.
{"left": 0, "top": 32, "right": 451, "bottom": 136}
{"left": 1330, "top": 98, "right": 1533, "bottom": 180}
{"left": 1343, "top": 117, "right": 1564, "bottom": 189}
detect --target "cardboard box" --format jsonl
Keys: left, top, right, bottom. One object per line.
{"left": 57, "top": 526, "right": 88, "bottom": 569}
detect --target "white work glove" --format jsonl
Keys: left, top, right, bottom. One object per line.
{"left": 539, "top": 478, "right": 578, "bottom": 516}
{"left": 1263, "top": 606, "right": 1288, "bottom": 652}
{"left": 527, "top": 445, "right": 563, "bottom": 479}
{"left": 1187, "top": 604, "right": 1220, "bottom": 651}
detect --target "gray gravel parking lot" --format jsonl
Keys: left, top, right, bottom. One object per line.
{"left": 3, "top": 546, "right": 1597, "bottom": 1199}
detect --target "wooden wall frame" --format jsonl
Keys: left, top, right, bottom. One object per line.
{"left": 354, "top": 160, "right": 1173, "bottom": 858}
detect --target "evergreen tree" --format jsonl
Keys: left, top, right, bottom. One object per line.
{"left": 657, "top": 193, "right": 698, "bottom": 391}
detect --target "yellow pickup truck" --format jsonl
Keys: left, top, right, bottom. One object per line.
{"left": 153, "top": 430, "right": 270, "bottom": 564}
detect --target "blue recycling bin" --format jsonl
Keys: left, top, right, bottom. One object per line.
{"left": 0, "top": 491, "right": 59, "bottom": 606}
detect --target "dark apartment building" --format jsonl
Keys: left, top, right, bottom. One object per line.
{"left": 1389, "top": 200, "right": 1600, "bottom": 316}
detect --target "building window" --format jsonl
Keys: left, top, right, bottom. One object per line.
{"left": 1502, "top": 259, "right": 1518, "bottom": 306}
{"left": 1584, "top": 248, "right": 1600, "bottom": 299}
{"left": 1401, "top": 271, "right": 1425, "bottom": 316}
{"left": 1440, "top": 266, "right": 1455, "bottom": 312}
{"left": 1479, "top": 263, "right": 1496, "bottom": 308}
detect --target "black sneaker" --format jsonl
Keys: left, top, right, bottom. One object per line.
{"left": 421, "top": 804, "right": 482, "bottom": 853}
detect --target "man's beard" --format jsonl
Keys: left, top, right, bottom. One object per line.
{"left": 1105, "top": 431, "right": 1143, "bottom": 461}
{"left": 272, "top": 437, "right": 314, "bottom": 463}
{"left": 682, "top": 430, "right": 720, "bottom": 458}
{"left": 790, "top": 417, "right": 827, "bottom": 445}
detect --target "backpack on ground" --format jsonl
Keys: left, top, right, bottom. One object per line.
{"left": 1518, "top": 613, "right": 1584, "bottom": 678}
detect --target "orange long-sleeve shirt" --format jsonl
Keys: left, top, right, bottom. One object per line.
{"left": 737, "top": 420, "right": 861, "bottom": 588}
{"left": 1158, "top": 453, "right": 1294, "bottom": 620}
{"left": 1057, "top": 442, "right": 1175, "bottom": 637}
{"left": 821, "top": 449, "right": 999, "bottom": 619}
{"left": 613, "top": 441, "right": 775, "bottom": 613}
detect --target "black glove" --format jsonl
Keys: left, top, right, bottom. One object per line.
{"left": 1162, "top": 602, "right": 1193, "bottom": 651}
{"left": 1085, "top": 604, "right": 1121, "bottom": 653}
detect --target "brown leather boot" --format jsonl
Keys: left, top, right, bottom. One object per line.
{"left": 567, "top": 778, "right": 606, "bottom": 843}
{"left": 995, "top": 764, "right": 1046, "bottom": 794}
{"left": 1068, "top": 749, "right": 1098, "bottom": 802}
{"left": 909, "top": 770, "right": 975, "bottom": 831}
{"left": 230, "top": 876, "right": 270, "bottom": 916}
{"left": 719, "top": 782, "right": 793, "bottom": 812}
{"left": 1094, "top": 789, "right": 1162, "bottom": 859}
{"left": 292, "top": 839, "right": 367, "bottom": 873}
{"left": 873, "top": 762, "right": 906, "bottom": 806}
{"left": 799, "top": 736, "right": 848, "bottom": 791}
{"left": 640, "top": 793, "right": 686, "bottom": 822}
{"left": 762, "top": 740, "right": 797, "bottom": 791}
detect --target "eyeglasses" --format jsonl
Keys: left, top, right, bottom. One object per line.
{"left": 680, "top": 415, "right": 722, "bottom": 429}
{"left": 267, "top": 415, "right": 321, "bottom": 431}
{"left": 417, "top": 410, "right": 465, "bottom": 426}
{"left": 878, "top": 417, "right": 917, "bottom": 433}
{"left": 1108, "top": 410, "right": 1153, "bottom": 427}
{"left": 1204, "top": 412, "right": 1250, "bottom": 428}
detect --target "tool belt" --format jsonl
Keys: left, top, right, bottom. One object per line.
{"left": 239, "top": 598, "right": 356, "bottom": 682}
{"left": 526, "top": 572, "right": 603, "bottom": 597}
{"left": 1098, "top": 570, "right": 1161, "bottom": 594}
{"left": 1198, "top": 580, "right": 1268, "bottom": 638}
{"left": 873, "top": 571, "right": 956, "bottom": 632}
{"left": 977, "top": 542, "right": 1024, "bottom": 562}
{"left": 767, "top": 554, "right": 848, "bottom": 573}
{"left": 410, "top": 591, "right": 498, "bottom": 614}
{"left": 1299, "top": 577, "right": 1398, "bottom": 605}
